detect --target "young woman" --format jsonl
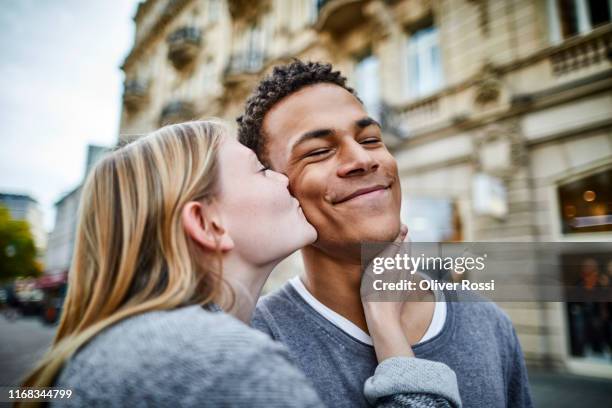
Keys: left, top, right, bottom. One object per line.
{"left": 22, "top": 121, "right": 461, "bottom": 407}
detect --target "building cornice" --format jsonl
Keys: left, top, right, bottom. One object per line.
{"left": 390, "top": 24, "right": 612, "bottom": 113}
{"left": 390, "top": 70, "right": 612, "bottom": 152}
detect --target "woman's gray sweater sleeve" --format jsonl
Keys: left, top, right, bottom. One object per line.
{"left": 53, "top": 307, "right": 460, "bottom": 407}
{"left": 224, "top": 342, "right": 462, "bottom": 408}
{"left": 364, "top": 357, "right": 462, "bottom": 407}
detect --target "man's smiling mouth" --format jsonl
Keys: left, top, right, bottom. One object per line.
{"left": 333, "top": 184, "right": 390, "bottom": 204}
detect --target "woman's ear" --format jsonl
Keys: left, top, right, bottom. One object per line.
{"left": 182, "top": 201, "right": 235, "bottom": 252}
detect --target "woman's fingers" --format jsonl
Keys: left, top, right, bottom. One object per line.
{"left": 395, "top": 224, "right": 408, "bottom": 243}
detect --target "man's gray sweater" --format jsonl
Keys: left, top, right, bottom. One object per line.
{"left": 53, "top": 305, "right": 461, "bottom": 407}
{"left": 252, "top": 283, "right": 533, "bottom": 408}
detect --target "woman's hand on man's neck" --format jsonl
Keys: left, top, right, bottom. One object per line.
{"left": 300, "top": 244, "right": 435, "bottom": 344}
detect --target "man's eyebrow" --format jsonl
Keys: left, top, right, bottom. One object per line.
{"left": 290, "top": 128, "right": 335, "bottom": 152}
{"left": 356, "top": 117, "right": 381, "bottom": 129}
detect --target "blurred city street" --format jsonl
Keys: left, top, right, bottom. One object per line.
{"left": 1, "top": 313, "right": 611, "bottom": 405}
{"left": 0, "top": 314, "right": 55, "bottom": 387}
{"left": 529, "top": 369, "right": 612, "bottom": 407}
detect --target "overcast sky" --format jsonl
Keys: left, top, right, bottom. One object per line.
{"left": 0, "top": 0, "right": 140, "bottom": 231}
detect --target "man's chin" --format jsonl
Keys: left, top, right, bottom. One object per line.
{"left": 347, "top": 220, "right": 402, "bottom": 243}
{"left": 361, "top": 230, "right": 399, "bottom": 243}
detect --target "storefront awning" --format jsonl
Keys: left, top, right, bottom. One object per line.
{"left": 34, "top": 272, "right": 68, "bottom": 289}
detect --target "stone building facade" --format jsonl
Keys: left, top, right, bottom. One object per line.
{"left": 119, "top": 0, "right": 612, "bottom": 377}
{"left": 45, "top": 145, "right": 110, "bottom": 276}
{"left": 44, "top": 186, "right": 82, "bottom": 276}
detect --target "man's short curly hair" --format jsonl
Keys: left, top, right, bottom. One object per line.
{"left": 237, "top": 59, "right": 357, "bottom": 166}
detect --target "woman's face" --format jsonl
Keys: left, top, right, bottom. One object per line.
{"left": 216, "top": 136, "right": 317, "bottom": 265}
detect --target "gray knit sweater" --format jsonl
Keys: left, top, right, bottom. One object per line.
{"left": 52, "top": 305, "right": 461, "bottom": 407}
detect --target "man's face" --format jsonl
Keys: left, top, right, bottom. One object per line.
{"left": 262, "top": 83, "right": 402, "bottom": 257}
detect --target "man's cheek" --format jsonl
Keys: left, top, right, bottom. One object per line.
{"left": 379, "top": 151, "right": 399, "bottom": 172}
{"left": 298, "top": 197, "right": 322, "bottom": 223}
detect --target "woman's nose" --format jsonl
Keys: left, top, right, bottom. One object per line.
{"left": 270, "top": 169, "right": 290, "bottom": 187}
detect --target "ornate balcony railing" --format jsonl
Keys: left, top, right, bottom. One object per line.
{"left": 549, "top": 24, "right": 612, "bottom": 77}
{"left": 379, "top": 103, "right": 405, "bottom": 139}
{"left": 380, "top": 95, "right": 442, "bottom": 139}
{"left": 225, "top": 51, "right": 266, "bottom": 76}
{"left": 159, "top": 100, "right": 195, "bottom": 125}
{"left": 123, "top": 79, "right": 149, "bottom": 112}
{"left": 167, "top": 26, "right": 202, "bottom": 69}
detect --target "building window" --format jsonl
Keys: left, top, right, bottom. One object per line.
{"left": 202, "top": 61, "right": 216, "bottom": 90}
{"left": 558, "top": 168, "right": 612, "bottom": 235}
{"left": 227, "top": 24, "right": 266, "bottom": 74}
{"left": 309, "top": 0, "right": 320, "bottom": 24}
{"left": 354, "top": 54, "right": 381, "bottom": 120}
{"left": 208, "top": 0, "right": 221, "bottom": 22}
{"left": 406, "top": 25, "right": 444, "bottom": 99}
{"left": 246, "top": 24, "right": 265, "bottom": 71}
{"left": 402, "top": 197, "right": 463, "bottom": 242}
{"left": 564, "top": 254, "right": 612, "bottom": 362}
{"left": 548, "top": 0, "right": 612, "bottom": 43}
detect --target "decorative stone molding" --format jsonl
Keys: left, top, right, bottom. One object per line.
{"left": 228, "top": 0, "right": 270, "bottom": 26}
{"left": 472, "top": 119, "right": 526, "bottom": 179}
{"left": 473, "top": 61, "right": 503, "bottom": 106}
{"left": 395, "top": 0, "right": 433, "bottom": 30}
{"left": 315, "top": 0, "right": 366, "bottom": 36}
{"left": 363, "top": 0, "right": 394, "bottom": 40}
{"left": 468, "top": 0, "right": 489, "bottom": 36}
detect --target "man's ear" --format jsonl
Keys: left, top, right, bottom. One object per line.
{"left": 182, "top": 201, "right": 234, "bottom": 252}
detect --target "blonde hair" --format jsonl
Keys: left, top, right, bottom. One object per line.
{"left": 20, "top": 120, "right": 232, "bottom": 397}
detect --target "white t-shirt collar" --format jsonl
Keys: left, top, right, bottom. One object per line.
{"left": 289, "top": 276, "right": 446, "bottom": 346}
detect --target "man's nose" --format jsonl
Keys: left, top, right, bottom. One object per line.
{"left": 336, "top": 140, "right": 379, "bottom": 178}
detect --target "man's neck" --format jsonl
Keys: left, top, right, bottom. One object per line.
{"left": 301, "top": 245, "right": 369, "bottom": 332}
{"left": 300, "top": 244, "right": 436, "bottom": 343}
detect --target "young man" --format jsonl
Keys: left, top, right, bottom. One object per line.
{"left": 237, "top": 60, "right": 533, "bottom": 408}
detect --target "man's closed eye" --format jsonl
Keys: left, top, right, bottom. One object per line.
{"left": 305, "top": 148, "right": 332, "bottom": 157}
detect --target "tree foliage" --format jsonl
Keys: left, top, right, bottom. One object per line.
{"left": 0, "top": 205, "right": 42, "bottom": 283}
